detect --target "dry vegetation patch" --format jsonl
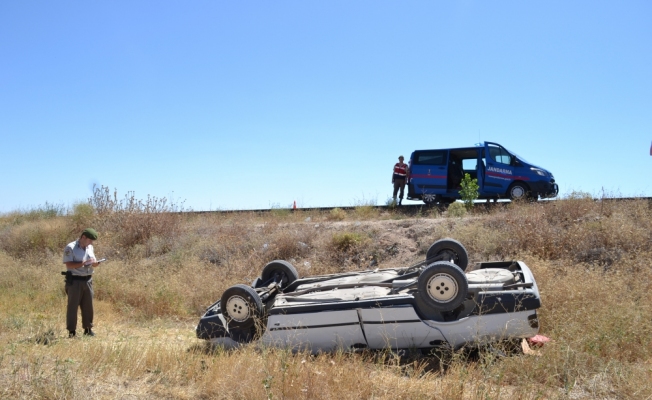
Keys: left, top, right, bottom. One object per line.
{"left": 1, "top": 197, "right": 651, "bottom": 398}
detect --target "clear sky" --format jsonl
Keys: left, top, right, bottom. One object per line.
{"left": 1, "top": 1, "right": 650, "bottom": 212}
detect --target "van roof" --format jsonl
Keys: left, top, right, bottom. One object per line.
{"left": 412, "top": 147, "right": 480, "bottom": 158}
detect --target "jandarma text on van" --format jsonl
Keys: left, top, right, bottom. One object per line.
{"left": 487, "top": 166, "right": 513, "bottom": 175}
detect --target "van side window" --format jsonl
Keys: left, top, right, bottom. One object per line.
{"left": 462, "top": 159, "right": 476, "bottom": 170}
{"left": 413, "top": 150, "right": 446, "bottom": 165}
{"left": 488, "top": 145, "right": 512, "bottom": 165}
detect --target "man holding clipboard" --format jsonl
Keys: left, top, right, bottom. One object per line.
{"left": 62, "top": 228, "right": 105, "bottom": 338}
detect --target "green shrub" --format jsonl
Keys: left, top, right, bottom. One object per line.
{"left": 385, "top": 197, "right": 398, "bottom": 209}
{"left": 459, "top": 173, "right": 479, "bottom": 210}
{"left": 447, "top": 202, "right": 467, "bottom": 218}
{"left": 331, "top": 232, "right": 367, "bottom": 252}
{"left": 71, "top": 202, "right": 95, "bottom": 230}
{"left": 270, "top": 203, "right": 292, "bottom": 218}
{"left": 352, "top": 197, "right": 378, "bottom": 219}
{"left": 354, "top": 206, "right": 378, "bottom": 219}
{"left": 327, "top": 208, "right": 346, "bottom": 221}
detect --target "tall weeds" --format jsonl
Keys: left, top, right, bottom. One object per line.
{"left": 86, "top": 186, "right": 185, "bottom": 257}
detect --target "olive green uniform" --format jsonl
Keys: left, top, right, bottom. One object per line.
{"left": 63, "top": 240, "right": 95, "bottom": 333}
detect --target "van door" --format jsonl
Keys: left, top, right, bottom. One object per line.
{"left": 483, "top": 142, "right": 515, "bottom": 196}
{"left": 409, "top": 150, "right": 448, "bottom": 200}
{"left": 476, "top": 149, "right": 485, "bottom": 192}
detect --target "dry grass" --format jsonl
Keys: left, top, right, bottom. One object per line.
{"left": 1, "top": 197, "right": 651, "bottom": 398}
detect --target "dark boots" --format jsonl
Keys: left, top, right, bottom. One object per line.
{"left": 68, "top": 328, "right": 94, "bottom": 337}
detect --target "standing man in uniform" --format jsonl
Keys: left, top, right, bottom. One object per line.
{"left": 63, "top": 228, "right": 100, "bottom": 337}
{"left": 392, "top": 155, "right": 409, "bottom": 206}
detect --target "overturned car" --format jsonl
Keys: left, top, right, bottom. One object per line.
{"left": 196, "top": 239, "right": 541, "bottom": 353}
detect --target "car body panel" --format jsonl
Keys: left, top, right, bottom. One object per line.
{"left": 427, "top": 311, "right": 539, "bottom": 348}
{"left": 262, "top": 310, "right": 367, "bottom": 352}
{"left": 359, "top": 306, "right": 445, "bottom": 349}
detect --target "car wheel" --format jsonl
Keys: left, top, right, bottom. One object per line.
{"left": 261, "top": 260, "right": 299, "bottom": 288}
{"left": 508, "top": 182, "right": 531, "bottom": 201}
{"left": 220, "top": 284, "right": 264, "bottom": 329}
{"left": 426, "top": 238, "right": 469, "bottom": 271}
{"left": 423, "top": 193, "right": 439, "bottom": 206}
{"left": 418, "top": 261, "right": 468, "bottom": 312}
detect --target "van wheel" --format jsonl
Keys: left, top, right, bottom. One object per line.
{"left": 508, "top": 182, "right": 531, "bottom": 201}
{"left": 418, "top": 261, "right": 468, "bottom": 312}
{"left": 426, "top": 238, "right": 469, "bottom": 271}
{"left": 423, "top": 193, "right": 439, "bottom": 206}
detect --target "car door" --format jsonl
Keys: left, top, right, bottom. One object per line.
{"left": 359, "top": 306, "right": 446, "bottom": 349}
{"left": 483, "top": 142, "right": 515, "bottom": 196}
{"left": 262, "top": 310, "right": 367, "bottom": 354}
{"left": 409, "top": 150, "right": 448, "bottom": 197}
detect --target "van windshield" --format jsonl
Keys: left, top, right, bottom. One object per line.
{"left": 504, "top": 147, "right": 531, "bottom": 164}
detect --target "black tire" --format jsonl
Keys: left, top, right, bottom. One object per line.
{"left": 261, "top": 260, "right": 299, "bottom": 288}
{"left": 220, "top": 284, "right": 264, "bottom": 329}
{"left": 508, "top": 182, "right": 531, "bottom": 201}
{"left": 417, "top": 261, "right": 468, "bottom": 312}
{"left": 426, "top": 238, "right": 469, "bottom": 271}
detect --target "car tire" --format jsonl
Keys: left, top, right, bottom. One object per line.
{"left": 422, "top": 193, "right": 439, "bottom": 207}
{"left": 220, "top": 284, "right": 264, "bottom": 330}
{"left": 417, "top": 261, "right": 468, "bottom": 312}
{"left": 508, "top": 182, "right": 531, "bottom": 201}
{"left": 261, "top": 260, "right": 299, "bottom": 288}
{"left": 426, "top": 238, "right": 469, "bottom": 271}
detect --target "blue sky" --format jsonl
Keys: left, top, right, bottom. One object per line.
{"left": 1, "top": 1, "right": 650, "bottom": 212}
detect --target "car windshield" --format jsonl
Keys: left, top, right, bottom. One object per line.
{"left": 503, "top": 146, "right": 531, "bottom": 164}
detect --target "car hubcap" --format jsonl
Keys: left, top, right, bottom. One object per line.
{"left": 423, "top": 194, "right": 436, "bottom": 203}
{"left": 427, "top": 274, "right": 458, "bottom": 303}
{"left": 511, "top": 186, "right": 525, "bottom": 198}
{"left": 225, "top": 295, "right": 250, "bottom": 322}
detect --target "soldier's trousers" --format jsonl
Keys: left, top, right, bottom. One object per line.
{"left": 393, "top": 178, "right": 406, "bottom": 199}
{"left": 65, "top": 279, "right": 94, "bottom": 332}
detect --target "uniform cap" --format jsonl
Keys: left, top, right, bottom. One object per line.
{"left": 82, "top": 228, "right": 98, "bottom": 240}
